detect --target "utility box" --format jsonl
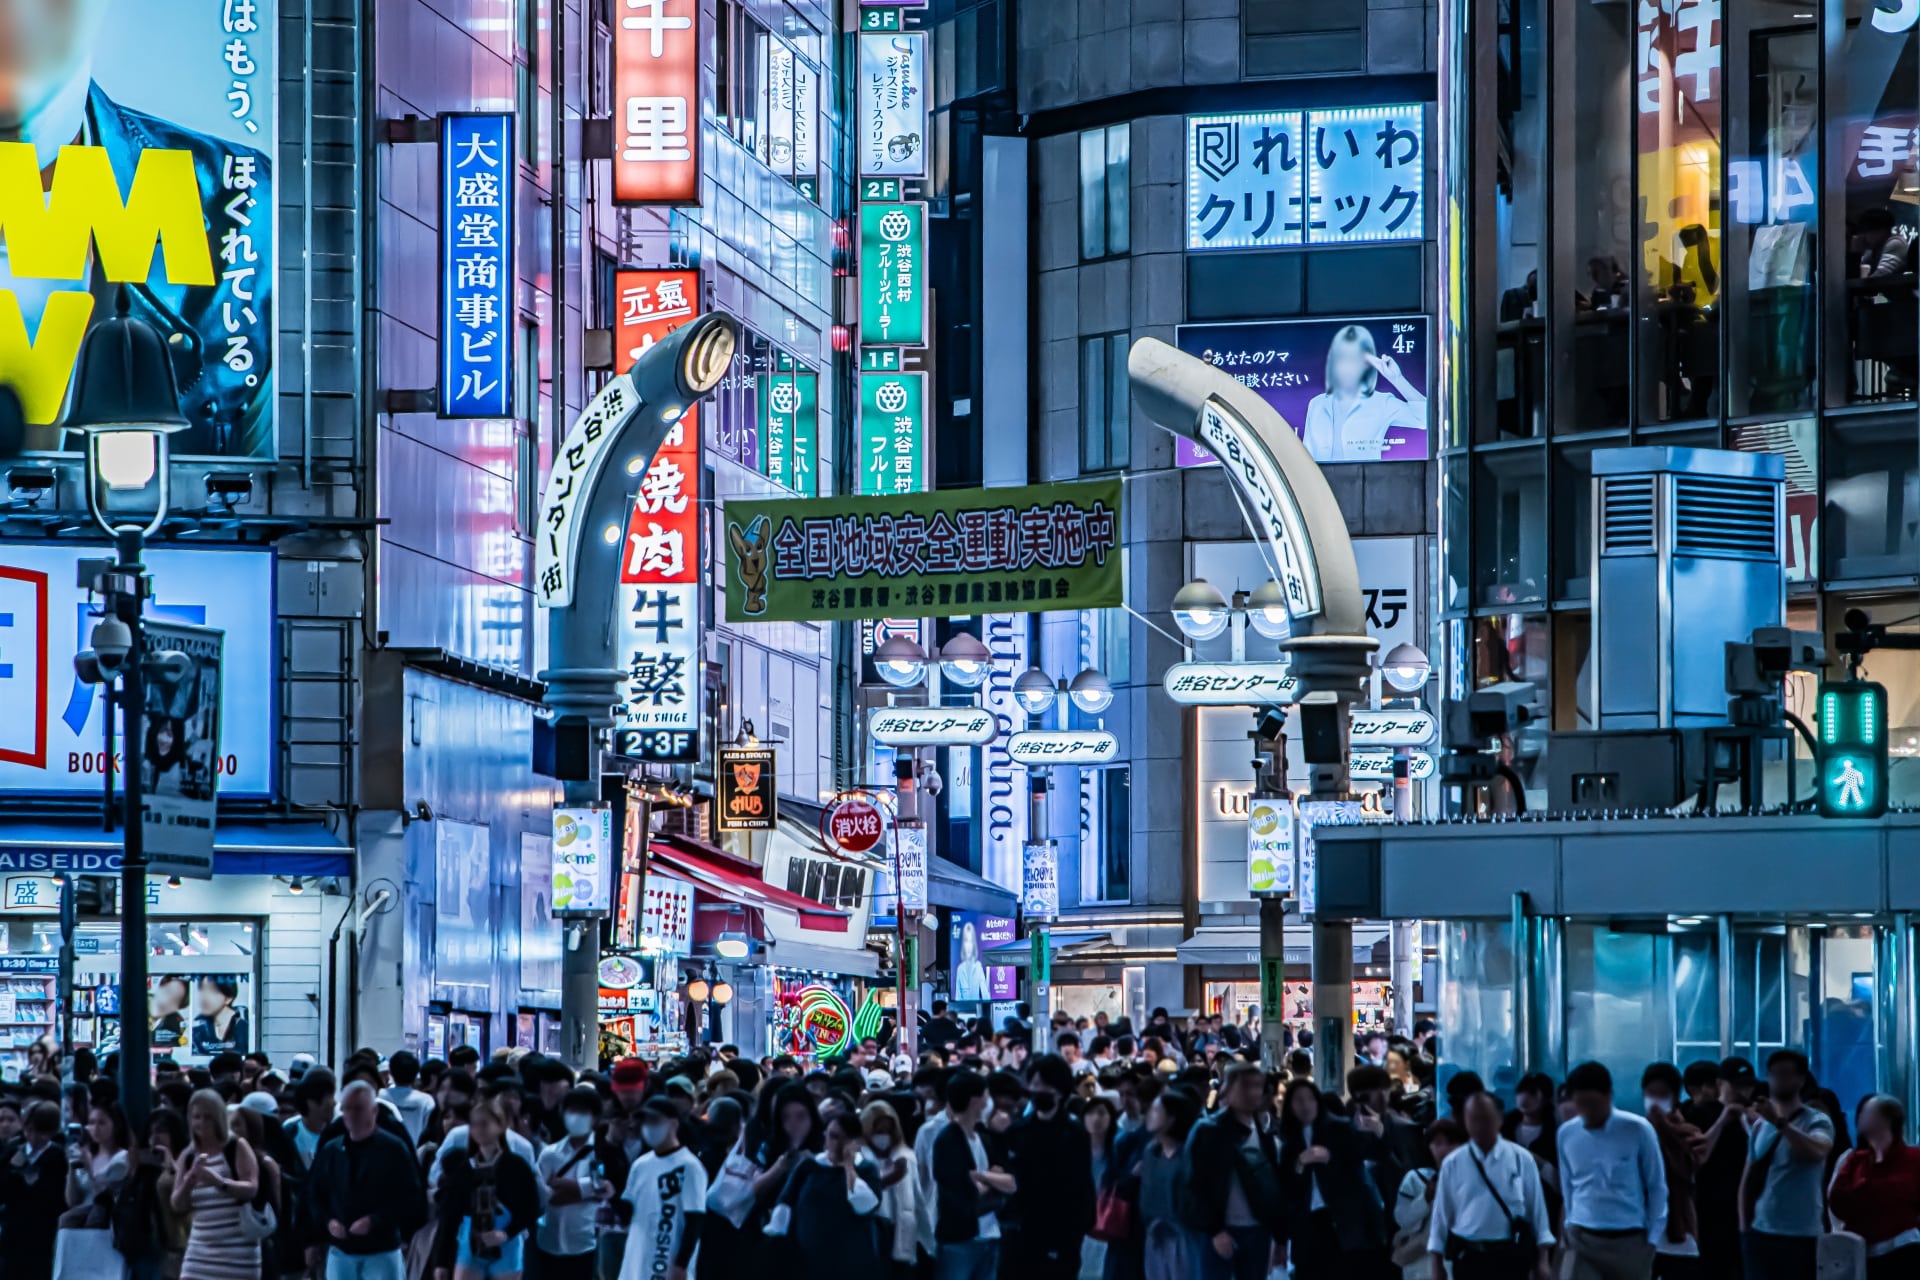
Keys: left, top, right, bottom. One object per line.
{"left": 1590, "top": 447, "right": 1785, "bottom": 731}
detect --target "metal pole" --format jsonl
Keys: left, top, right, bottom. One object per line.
{"left": 1029, "top": 772, "right": 1049, "bottom": 1017}
{"left": 895, "top": 756, "right": 920, "bottom": 1060}
{"left": 1511, "top": 891, "right": 1532, "bottom": 1076}
{"left": 1259, "top": 895, "right": 1287, "bottom": 1068}
{"left": 57, "top": 877, "right": 75, "bottom": 1073}
{"left": 557, "top": 775, "right": 603, "bottom": 1071}
{"left": 1310, "top": 757, "right": 1353, "bottom": 1099}
{"left": 115, "top": 526, "right": 151, "bottom": 1133}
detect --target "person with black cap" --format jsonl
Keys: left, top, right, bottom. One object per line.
{"left": 1003, "top": 1054, "right": 1095, "bottom": 1280}
{"left": 1694, "top": 1058, "right": 1757, "bottom": 1280}
{"left": 531, "top": 1085, "right": 628, "bottom": 1280}
{"left": 614, "top": 1097, "right": 706, "bottom": 1280}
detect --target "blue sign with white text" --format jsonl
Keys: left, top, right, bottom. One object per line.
{"left": 439, "top": 113, "right": 515, "bottom": 419}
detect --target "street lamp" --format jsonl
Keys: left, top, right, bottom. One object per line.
{"left": 938, "top": 633, "right": 992, "bottom": 689}
{"left": 1012, "top": 666, "right": 1057, "bottom": 715}
{"left": 1171, "top": 578, "right": 1231, "bottom": 641}
{"left": 1067, "top": 669, "right": 1113, "bottom": 715}
{"left": 872, "top": 634, "right": 929, "bottom": 688}
{"left": 1380, "top": 642, "right": 1432, "bottom": 695}
{"left": 1247, "top": 579, "right": 1291, "bottom": 640}
{"left": 65, "top": 287, "right": 189, "bottom": 1136}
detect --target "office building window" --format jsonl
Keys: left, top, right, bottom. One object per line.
{"left": 1079, "top": 124, "right": 1130, "bottom": 260}
{"left": 1080, "top": 766, "right": 1130, "bottom": 903}
{"left": 1080, "top": 333, "right": 1130, "bottom": 473}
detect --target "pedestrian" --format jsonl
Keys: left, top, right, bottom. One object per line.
{"left": 767, "top": 1111, "right": 883, "bottom": 1279}
{"left": 1556, "top": 1061, "right": 1665, "bottom": 1280}
{"left": 1279, "top": 1077, "right": 1389, "bottom": 1279}
{"left": 1185, "top": 1061, "right": 1284, "bottom": 1280}
{"left": 225, "top": 1107, "right": 283, "bottom": 1280}
{"left": 1692, "top": 1059, "right": 1755, "bottom": 1280}
{"left": 304, "top": 1079, "right": 426, "bottom": 1280}
{"left": 530, "top": 1086, "right": 622, "bottom": 1280}
{"left": 1392, "top": 1117, "right": 1465, "bottom": 1280}
{"left": 133, "top": 1108, "right": 192, "bottom": 1279}
{"left": 1352, "top": 1064, "right": 1425, "bottom": 1220}
{"left": 382, "top": 1052, "right": 437, "bottom": 1147}
{"left": 1006, "top": 1054, "right": 1095, "bottom": 1280}
{"left": 1, "top": 1101, "right": 71, "bottom": 1280}
{"left": 63, "top": 1100, "right": 131, "bottom": 1221}
{"left": 932, "top": 1069, "right": 1014, "bottom": 1280}
{"left": 1425, "top": 1092, "right": 1553, "bottom": 1280}
{"left": 1126, "top": 1085, "right": 1195, "bottom": 1280}
{"left": 172, "top": 1088, "right": 262, "bottom": 1280}
{"left": 1827, "top": 1094, "right": 1920, "bottom": 1280}
{"left": 431, "top": 1097, "right": 540, "bottom": 1280}
{"left": 859, "top": 1101, "right": 918, "bottom": 1279}
{"left": 1738, "top": 1050, "right": 1833, "bottom": 1280}
{"left": 614, "top": 1097, "right": 707, "bottom": 1280}
{"left": 1638, "top": 1064, "right": 1705, "bottom": 1279}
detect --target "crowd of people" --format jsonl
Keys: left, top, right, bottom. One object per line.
{"left": 0, "top": 1007, "right": 1909, "bottom": 1280}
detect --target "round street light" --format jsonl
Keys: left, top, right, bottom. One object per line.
{"left": 872, "top": 634, "right": 929, "bottom": 688}
{"left": 1013, "top": 666, "right": 1058, "bottom": 716}
{"left": 1380, "top": 642, "right": 1432, "bottom": 694}
{"left": 1247, "top": 578, "right": 1291, "bottom": 640}
{"left": 1068, "top": 668, "right": 1113, "bottom": 715}
{"left": 686, "top": 977, "right": 711, "bottom": 1003}
{"left": 1172, "top": 578, "right": 1231, "bottom": 641}
{"left": 711, "top": 981, "right": 735, "bottom": 1005}
{"left": 939, "top": 632, "right": 992, "bottom": 689}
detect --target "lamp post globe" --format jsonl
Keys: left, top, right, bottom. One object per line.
{"left": 1013, "top": 666, "right": 1057, "bottom": 717}
{"left": 1067, "top": 668, "right": 1113, "bottom": 715}
{"left": 1381, "top": 642, "right": 1432, "bottom": 694}
{"left": 1172, "top": 578, "right": 1232, "bottom": 642}
{"left": 872, "top": 634, "right": 929, "bottom": 688}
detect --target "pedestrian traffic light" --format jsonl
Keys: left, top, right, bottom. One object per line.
{"left": 1817, "top": 680, "right": 1888, "bottom": 818}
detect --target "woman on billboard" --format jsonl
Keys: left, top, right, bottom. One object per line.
{"left": 1301, "top": 324, "right": 1428, "bottom": 463}
{"left": 952, "top": 920, "right": 989, "bottom": 1003}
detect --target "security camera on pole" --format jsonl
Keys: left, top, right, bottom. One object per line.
{"left": 1130, "top": 337, "right": 1377, "bottom": 1094}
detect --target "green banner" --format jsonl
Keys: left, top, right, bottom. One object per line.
{"left": 757, "top": 367, "right": 818, "bottom": 495}
{"left": 860, "top": 201, "right": 926, "bottom": 346}
{"left": 723, "top": 479, "right": 1124, "bottom": 622}
{"left": 858, "top": 370, "right": 925, "bottom": 494}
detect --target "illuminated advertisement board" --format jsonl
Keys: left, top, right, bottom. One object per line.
{"left": 858, "top": 371, "right": 925, "bottom": 495}
{"left": 758, "top": 359, "right": 818, "bottom": 495}
{"left": 439, "top": 114, "right": 515, "bottom": 419}
{"left": 860, "top": 201, "right": 926, "bottom": 346}
{"left": 950, "top": 911, "right": 1017, "bottom": 1003}
{"left": 858, "top": 33, "right": 927, "bottom": 178}
{"left": 1187, "top": 106, "right": 1424, "bottom": 250}
{"left": 9, "top": 0, "right": 277, "bottom": 458}
{"left": 613, "top": 0, "right": 701, "bottom": 203}
{"left": 1175, "top": 316, "right": 1431, "bottom": 466}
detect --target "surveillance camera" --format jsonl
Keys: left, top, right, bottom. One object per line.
{"left": 1446, "top": 681, "right": 1539, "bottom": 748}
{"left": 89, "top": 617, "right": 132, "bottom": 669}
{"left": 72, "top": 650, "right": 107, "bottom": 686}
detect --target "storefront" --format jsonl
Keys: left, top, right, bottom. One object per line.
{"left": 0, "top": 823, "right": 351, "bottom": 1077}
{"left": 1177, "top": 924, "right": 1393, "bottom": 1038}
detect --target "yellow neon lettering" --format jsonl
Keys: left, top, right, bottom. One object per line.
{"left": 0, "top": 143, "right": 213, "bottom": 286}
{"left": 0, "top": 290, "right": 96, "bottom": 423}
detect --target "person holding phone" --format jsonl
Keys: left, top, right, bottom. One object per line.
{"left": 171, "top": 1088, "right": 261, "bottom": 1280}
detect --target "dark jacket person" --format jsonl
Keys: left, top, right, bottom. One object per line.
{"left": 1277, "top": 1079, "right": 1389, "bottom": 1278}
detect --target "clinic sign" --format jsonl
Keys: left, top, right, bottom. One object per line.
{"left": 858, "top": 33, "right": 927, "bottom": 177}
{"left": 723, "top": 479, "right": 1122, "bottom": 623}
{"left": 613, "top": 0, "right": 702, "bottom": 203}
{"left": 859, "top": 371, "right": 926, "bottom": 495}
{"left": 1187, "top": 105, "right": 1425, "bottom": 250}
{"left": 0, "top": 547, "right": 272, "bottom": 797}
{"left": 439, "top": 114, "right": 516, "bottom": 419}
{"left": 860, "top": 202, "right": 926, "bottom": 347}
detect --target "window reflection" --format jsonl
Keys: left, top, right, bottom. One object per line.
{"left": 1840, "top": 1, "right": 1920, "bottom": 403}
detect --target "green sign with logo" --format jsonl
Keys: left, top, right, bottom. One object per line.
{"left": 722, "top": 479, "right": 1124, "bottom": 623}
{"left": 860, "top": 201, "right": 926, "bottom": 347}
{"left": 758, "top": 365, "right": 818, "bottom": 496}
{"left": 858, "top": 370, "right": 925, "bottom": 495}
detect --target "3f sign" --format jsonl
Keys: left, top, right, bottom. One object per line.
{"left": 1876, "top": 0, "right": 1918, "bottom": 32}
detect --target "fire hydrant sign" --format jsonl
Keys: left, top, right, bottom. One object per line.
{"left": 716, "top": 747, "right": 777, "bottom": 832}
{"left": 824, "top": 796, "right": 885, "bottom": 854}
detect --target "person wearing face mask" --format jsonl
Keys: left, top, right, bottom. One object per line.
{"left": 1639, "top": 1063, "right": 1706, "bottom": 1277}
{"left": 614, "top": 1098, "right": 706, "bottom": 1280}
{"left": 1002, "top": 1054, "right": 1096, "bottom": 1280}
{"left": 766, "top": 1112, "right": 885, "bottom": 1279}
{"left": 857, "top": 1101, "right": 917, "bottom": 1278}
{"left": 531, "top": 1086, "right": 628, "bottom": 1280}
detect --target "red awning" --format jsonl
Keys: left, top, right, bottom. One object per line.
{"left": 649, "top": 836, "right": 849, "bottom": 933}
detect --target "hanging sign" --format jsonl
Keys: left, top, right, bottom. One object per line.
{"left": 716, "top": 746, "right": 777, "bottom": 832}
{"left": 438, "top": 113, "right": 515, "bottom": 419}
{"left": 824, "top": 796, "right": 887, "bottom": 854}
{"left": 1006, "top": 730, "right": 1121, "bottom": 767}
{"left": 897, "top": 822, "right": 928, "bottom": 913}
{"left": 1021, "top": 840, "right": 1058, "bottom": 922}
{"left": 858, "top": 33, "right": 927, "bottom": 177}
{"left": 1247, "top": 795, "right": 1295, "bottom": 896}
{"left": 858, "top": 370, "right": 926, "bottom": 494}
{"left": 1348, "top": 709, "right": 1437, "bottom": 748}
{"left": 1164, "top": 662, "right": 1299, "bottom": 706}
{"left": 869, "top": 706, "right": 999, "bottom": 746}
{"left": 1349, "top": 749, "right": 1436, "bottom": 781}
{"left": 613, "top": 0, "right": 702, "bottom": 203}
{"left": 860, "top": 202, "right": 927, "bottom": 346}
{"left": 759, "top": 362, "right": 819, "bottom": 495}
{"left": 552, "top": 805, "right": 614, "bottom": 915}
{"left": 139, "top": 620, "right": 224, "bottom": 880}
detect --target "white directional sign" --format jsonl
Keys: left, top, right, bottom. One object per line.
{"left": 1006, "top": 730, "right": 1122, "bottom": 767}
{"left": 1164, "top": 662, "right": 1300, "bottom": 706}
{"left": 1348, "top": 709, "right": 1437, "bottom": 747}
{"left": 869, "top": 705, "right": 999, "bottom": 746}
{"left": 1197, "top": 400, "right": 1322, "bottom": 620}
{"left": 1349, "top": 749, "right": 1436, "bottom": 781}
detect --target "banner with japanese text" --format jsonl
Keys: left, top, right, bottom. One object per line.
{"left": 15, "top": 0, "right": 276, "bottom": 457}
{"left": 723, "top": 479, "right": 1123, "bottom": 623}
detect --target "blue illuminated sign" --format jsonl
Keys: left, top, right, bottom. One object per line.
{"left": 439, "top": 113, "right": 516, "bottom": 419}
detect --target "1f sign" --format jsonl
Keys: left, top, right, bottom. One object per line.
{"left": 614, "top": 0, "right": 701, "bottom": 203}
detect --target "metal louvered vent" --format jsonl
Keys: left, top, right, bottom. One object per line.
{"left": 1599, "top": 476, "right": 1656, "bottom": 553}
{"left": 1673, "top": 475, "right": 1776, "bottom": 558}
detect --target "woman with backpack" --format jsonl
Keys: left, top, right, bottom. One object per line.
{"left": 171, "top": 1089, "right": 261, "bottom": 1280}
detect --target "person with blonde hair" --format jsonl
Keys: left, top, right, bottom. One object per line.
{"left": 861, "top": 1101, "right": 918, "bottom": 1277}
{"left": 172, "top": 1088, "right": 262, "bottom": 1280}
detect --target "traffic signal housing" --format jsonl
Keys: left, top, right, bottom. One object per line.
{"left": 1816, "top": 680, "right": 1888, "bottom": 819}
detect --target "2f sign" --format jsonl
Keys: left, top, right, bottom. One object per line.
{"left": 1877, "top": 0, "right": 1918, "bottom": 33}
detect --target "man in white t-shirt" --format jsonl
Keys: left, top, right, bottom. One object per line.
{"left": 619, "top": 1097, "right": 708, "bottom": 1280}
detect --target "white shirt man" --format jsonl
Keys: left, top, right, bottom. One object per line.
{"left": 1428, "top": 1094, "right": 1554, "bottom": 1280}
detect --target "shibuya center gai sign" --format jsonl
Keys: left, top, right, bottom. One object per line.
{"left": 1187, "top": 105, "right": 1425, "bottom": 250}
{"left": 0, "top": 0, "right": 278, "bottom": 458}
{"left": 723, "top": 480, "right": 1122, "bottom": 623}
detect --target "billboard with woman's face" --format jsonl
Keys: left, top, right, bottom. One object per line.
{"left": 1176, "top": 317, "right": 1431, "bottom": 466}
{"left": 948, "top": 912, "right": 1015, "bottom": 1004}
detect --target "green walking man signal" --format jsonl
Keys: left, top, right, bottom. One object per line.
{"left": 1816, "top": 680, "right": 1888, "bottom": 819}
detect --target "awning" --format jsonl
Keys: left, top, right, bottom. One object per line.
{"left": 1176, "top": 924, "right": 1389, "bottom": 968}
{"left": 650, "top": 835, "right": 850, "bottom": 933}
{"left": 762, "top": 933, "right": 883, "bottom": 978}
{"left": 0, "top": 818, "right": 352, "bottom": 877}
{"left": 928, "top": 856, "right": 1019, "bottom": 915}
{"left": 982, "top": 931, "right": 1113, "bottom": 967}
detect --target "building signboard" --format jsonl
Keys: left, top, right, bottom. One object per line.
{"left": 1247, "top": 796, "right": 1294, "bottom": 896}
{"left": 716, "top": 746, "right": 777, "bottom": 832}
{"left": 552, "top": 806, "right": 614, "bottom": 915}
{"left": 858, "top": 33, "right": 927, "bottom": 178}
{"left": 439, "top": 113, "right": 515, "bottom": 419}
{"left": 860, "top": 201, "right": 927, "bottom": 346}
{"left": 858, "top": 371, "right": 926, "bottom": 495}
{"left": 613, "top": 0, "right": 702, "bottom": 203}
